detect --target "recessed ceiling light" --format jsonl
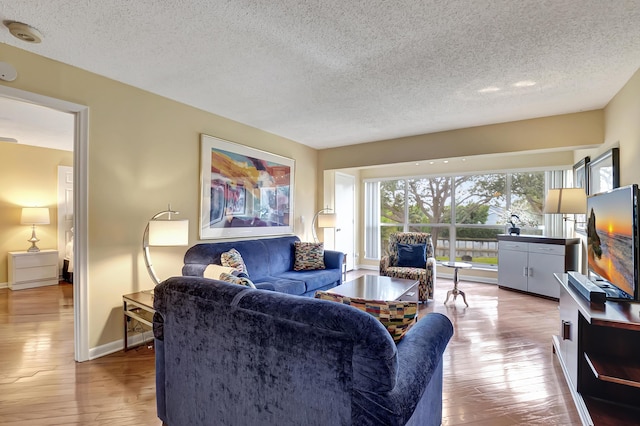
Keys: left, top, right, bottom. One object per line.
{"left": 462, "top": 158, "right": 466, "bottom": 162}
{"left": 478, "top": 86, "right": 500, "bottom": 93}
{"left": 443, "top": 160, "right": 449, "bottom": 164}
{"left": 415, "top": 162, "right": 420, "bottom": 166}
{"left": 429, "top": 161, "right": 435, "bottom": 165}
{"left": 513, "top": 80, "right": 536, "bottom": 88}
{"left": 4, "top": 21, "right": 42, "bottom": 44}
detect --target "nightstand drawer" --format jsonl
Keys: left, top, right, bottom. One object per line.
{"left": 13, "top": 265, "right": 57, "bottom": 283}
{"left": 12, "top": 252, "right": 58, "bottom": 268}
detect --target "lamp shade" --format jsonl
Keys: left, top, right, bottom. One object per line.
{"left": 317, "top": 212, "right": 337, "bottom": 228}
{"left": 543, "top": 188, "right": 587, "bottom": 214}
{"left": 20, "top": 207, "right": 50, "bottom": 225}
{"left": 148, "top": 219, "right": 189, "bottom": 246}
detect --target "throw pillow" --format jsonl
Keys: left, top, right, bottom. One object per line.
{"left": 315, "top": 291, "right": 418, "bottom": 342}
{"left": 293, "top": 241, "right": 326, "bottom": 271}
{"left": 221, "top": 248, "right": 249, "bottom": 276}
{"left": 397, "top": 243, "right": 426, "bottom": 268}
{"left": 219, "top": 272, "right": 256, "bottom": 289}
{"left": 203, "top": 264, "right": 238, "bottom": 280}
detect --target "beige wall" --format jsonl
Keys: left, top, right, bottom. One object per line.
{"left": 0, "top": 43, "right": 318, "bottom": 350}
{"left": 0, "top": 143, "right": 73, "bottom": 283}
{"left": 576, "top": 68, "right": 640, "bottom": 184}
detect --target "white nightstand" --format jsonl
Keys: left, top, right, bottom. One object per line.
{"left": 8, "top": 250, "right": 59, "bottom": 290}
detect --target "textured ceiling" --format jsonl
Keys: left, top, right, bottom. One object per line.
{"left": 2, "top": 0, "right": 640, "bottom": 150}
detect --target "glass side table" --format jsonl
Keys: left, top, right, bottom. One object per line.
{"left": 441, "top": 261, "right": 472, "bottom": 306}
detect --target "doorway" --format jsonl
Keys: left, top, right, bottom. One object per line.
{"left": 0, "top": 85, "right": 89, "bottom": 361}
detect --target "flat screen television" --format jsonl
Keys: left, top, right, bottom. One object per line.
{"left": 586, "top": 184, "right": 640, "bottom": 301}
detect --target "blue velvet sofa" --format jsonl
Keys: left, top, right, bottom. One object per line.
{"left": 154, "top": 277, "right": 453, "bottom": 426}
{"left": 182, "top": 236, "right": 344, "bottom": 296}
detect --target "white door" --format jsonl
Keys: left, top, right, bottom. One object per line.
{"left": 57, "top": 166, "right": 73, "bottom": 277}
{"left": 335, "top": 173, "right": 355, "bottom": 271}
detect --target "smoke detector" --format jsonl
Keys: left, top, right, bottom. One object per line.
{"left": 5, "top": 21, "right": 42, "bottom": 43}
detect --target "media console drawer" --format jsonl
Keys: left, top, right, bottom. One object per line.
{"left": 8, "top": 249, "right": 59, "bottom": 291}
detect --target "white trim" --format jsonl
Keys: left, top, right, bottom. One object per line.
{"left": 0, "top": 282, "right": 7, "bottom": 289}
{"left": 89, "top": 335, "right": 154, "bottom": 360}
{"left": 0, "top": 86, "right": 90, "bottom": 362}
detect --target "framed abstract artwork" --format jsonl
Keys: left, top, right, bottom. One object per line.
{"left": 588, "top": 148, "right": 620, "bottom": 195}
{"left": 199, "top": 134, "right": 295, "bottom": 239}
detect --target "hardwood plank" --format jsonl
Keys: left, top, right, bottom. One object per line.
{"left": 0, "top": 276, "right": 583, "bottom": 425}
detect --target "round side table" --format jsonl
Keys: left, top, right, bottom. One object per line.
{"left": 441, "top": 261, "right": 472, "bottom": 306}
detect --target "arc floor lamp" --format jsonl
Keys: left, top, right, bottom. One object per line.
{"left": 142, "top": 204, "right": 189, "bottom": 286}
{"left": 312, "top": 208, "right": 337, "bottom": 243}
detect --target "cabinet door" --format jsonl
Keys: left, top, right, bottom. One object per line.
{"left": 558, "top": 285, "right": 579, "bottom": 389}
{"left": 498, "top": 247, "right": 528, "bottom": 292}
{"left": 528, "top": 251, "right": 564, "bottom": 298}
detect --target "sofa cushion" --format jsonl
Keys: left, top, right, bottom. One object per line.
{"left": 219, "top": 272, "right": 256, "bottom": 288}
{"left": 253, "top": 276, "right": 306, "bottom": 295}
{"left": 315, "top": 291, "right": 419, "bottom": 342}
{"left": 397, "top": 243, "right": 426, "bottom": 268}
{"left": 293, "top": 242, "right": 325, "bottom": 271}
{"left": 278, "top": 269, "right": 341, "bottom": 293}
{"left": 221, "top": 248, "right": 249, "bottom": 275}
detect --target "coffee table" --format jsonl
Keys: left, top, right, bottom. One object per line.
{"left": 328, "top": 275, "right": 418, "bottom": 301}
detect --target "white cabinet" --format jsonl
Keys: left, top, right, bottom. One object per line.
{"left": 8, "top": 250, "right": 59, "bottom": 290}
{"left": 498, "top": 235, "right": 579, "bottom": 299}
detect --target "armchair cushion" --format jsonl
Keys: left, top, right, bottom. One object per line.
{"left": 397, "top": 243, "right": 426, "bottom": 268}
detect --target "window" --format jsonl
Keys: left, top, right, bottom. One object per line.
{"left": 366, "top": 169, "right": 556, "bottom": 269}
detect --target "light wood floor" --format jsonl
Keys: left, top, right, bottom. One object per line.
{"left": 0, "top": 275, "right": 582, "bottom": 425}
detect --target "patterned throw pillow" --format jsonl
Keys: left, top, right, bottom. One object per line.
{"left": 219, "top": 272, "right": 256, "bottom": 289}
{"left": 314, "top": 291, "right": 418, "bottom": 342}
{"left": 293, "top": 242, "right": 325, "bottom": 271}
{"left": 221, "top": 248, "right": 248, "bottom": 276}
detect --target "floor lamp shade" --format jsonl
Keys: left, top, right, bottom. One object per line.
{"left": 143, "top": 205, "right": 189, "bottom": 286}
{"left": 543, "top": 188, "right": 587, "bottom": 214}
{"left": 312, "top": 208, "right": 337, "bottom": 243}
{"left": 148, "top": 220, "right": 189, "bottom": 246}
{"left": 20, "top": 207, "right": 50, "bottom": 252}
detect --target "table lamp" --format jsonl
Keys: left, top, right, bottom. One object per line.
{"left": 20, "top": 207, "right": 50, "bottom": 252}
{"left": 143, "top": 204, "right": 189, "bottom": 286}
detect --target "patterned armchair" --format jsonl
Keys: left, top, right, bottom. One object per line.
{"left": 380, "top": 232, "right": 436, "bottom": 302}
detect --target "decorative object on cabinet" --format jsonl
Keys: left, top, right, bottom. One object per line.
{"left": 311, "top": 207, "right": 337, "bottom": 243}
{"left": 20, "top": 207, "right": 50, "bottom": 252}
{"left": 497, "top": 235, "right": 579, "bottom": 299}
{"left": 142, "top": 204, "right": 189, "bottom": 286}
{"left": 543, "top": 188, "right": 587, "bottom": 237}
{"left": 587, "top": 147, "right": 619, "bottom": 195}
{"left": 199, "top": 134, "right": 295, "bottom": 239}
{"left": 507, "top": 214, "right": 520, "bottom": 235}
{"left": 8, "top": 249, "right": 58, "bottom": 290}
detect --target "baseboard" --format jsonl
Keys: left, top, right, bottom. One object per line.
{"left": 89, "top": 332, "right": 154, "bottom": 360}
{"left": 0, "top": 281, "right": 7, "bottom": 289}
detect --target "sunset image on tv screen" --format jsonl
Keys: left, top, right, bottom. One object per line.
{"left": 587, "top": 188, "right": 635, "bottom": 296}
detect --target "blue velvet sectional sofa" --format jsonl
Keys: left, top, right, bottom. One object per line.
{"left": 182, "top": 235, "right": 344, "bottom": 296}
{"left": 154, "top": 276, "right": 454, "bottom": 426}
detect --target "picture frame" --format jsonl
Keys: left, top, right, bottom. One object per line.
{"left": 573, "top": 156, "right": 589, "bottom": 233}
{"left": 587, "top": 148, "right": 620, "bottom": 196}
{"left": 199, "top": 134, "right": 295, "bottom": 239}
